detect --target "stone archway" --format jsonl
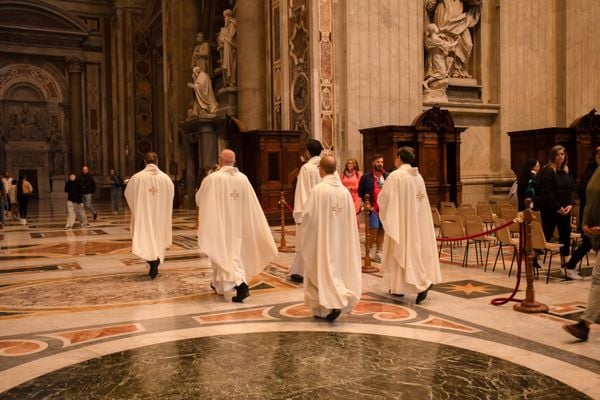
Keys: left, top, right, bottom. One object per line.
{"left": 0, "top": 64, "right": 67, "bottom": 198}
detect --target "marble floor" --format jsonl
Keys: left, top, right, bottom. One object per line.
{"left": 0, "top": 200, "right": 599, "bottom": 399}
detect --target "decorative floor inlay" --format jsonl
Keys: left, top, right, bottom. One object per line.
{"left": 30, "top": 229, "right": 108, "bottom": 239}
{"left": 0, "top": 270, "right": 214, "bottom": 310}
{"left": 0, "top": 340, "right": 48, "bottom": 357}
{"left": 43, "top": 323, "right": 145, "bottom": 347}
{"left": 0, "top": 263, "right": 81, "bottom": 275}
{"left": 0, "top": 332, "right": 590, "bottom": 399}
{"left": 432, "top": 280, "right": 514, "bottom": 299}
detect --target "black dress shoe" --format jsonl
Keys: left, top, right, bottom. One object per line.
{"left": 290, "top": 274, "right": 304, "bottom": 284}
{"left": 93, "top": 212, "right": 98, "bottom": 221}
{"left": 388, "top": 290, "right": 405, "bottom": 298}
{"left": 416, "top": 284, "right": 433, "bottom": 304}
{"left": 209, "top": 283, "right": 217, "bottom": 293}
{"left": 326, "top": 309, "right": 342, "bottom": 322}
{"left": 148, "top": 259, "right": 159, "bottom": 279}
{"left": 232, "top": 282, "right": 250, "bottom": 303}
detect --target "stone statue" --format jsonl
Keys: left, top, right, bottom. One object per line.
{"left": 187, "top": 66, "right": 219, "bottom": 118}
{"left": 7, "top": 110, "right": 19, "bottom": 139}
{"left": 423, "top": 23, "right": 458, "bottom": 102}
{"left": 47, "top": 122, "right": 64, "bottom": 145}
{"left": 217, "top": 9, "right": 237, "bottom": 88}
{"left": 18, "top": 103, "right": 42, "bottom": 140}
{"left": 425, "top": 0, "right": 481, "bottom": 79}
{"left": 191, "top": 32, "right": 212, "bottom": 76}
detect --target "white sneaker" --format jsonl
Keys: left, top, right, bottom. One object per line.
{"left": 566, "top": 269, "right": 583, "bottom": 280}
{"left": 20, "top": 218, "right": 26, "bottom": 225}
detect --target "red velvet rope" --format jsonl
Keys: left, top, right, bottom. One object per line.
{"left": 436, "top": 219, "right": 515, "bottom": 242}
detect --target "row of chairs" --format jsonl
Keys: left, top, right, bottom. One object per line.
{"left": 432, "top": 203, "right": 567, "bottom": 284}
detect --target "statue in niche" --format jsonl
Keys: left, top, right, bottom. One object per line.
{"left": 187, "top": 66, "right": 219, "bottom": 118}
{"left": 191, "top": 32, "right": 212, "bottom": 76}
{"left": 17, "top": 103, "right": 42, "bottom": 140}
{"left": 423, "top": 23, "right": 458, "bottom": 102}
{"left": 425, "top": 0, "right": 481, "bottom": 79}
{"left": 217, "top": 9, "right": 237, "bottom": 88}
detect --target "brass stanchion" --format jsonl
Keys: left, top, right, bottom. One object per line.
{"left": 278, "top": 191, "right": 295, "bottom": 253}
{"left": 514, "top": 198, "right": 549, "bottom": 313}
{"left": 362, "top": 194, "right": 379, "bottom": 273}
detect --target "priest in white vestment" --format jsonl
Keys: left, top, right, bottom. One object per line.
{"left": 289, "top": 139, "right": 324, "bottom": 283}
{"left": 124, "top": 152, "right": 174, "bottom": 279}
{"left": 196, "top": 149, "right": 278, "bottom": 302}
{"left": 302, "top": 155, "right": 362, "bottom": 321}
{"left": 379, "top": 147, "right": 441, "bottom": 304}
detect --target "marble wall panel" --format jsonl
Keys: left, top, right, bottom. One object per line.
{"left": 343, "top": 0, "right": 423, "bottom": 163}
{"left": 565, "top": 0, "right": 600, "bottom": 125}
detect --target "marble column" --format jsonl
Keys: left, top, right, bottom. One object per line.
{"left": 236, "top": 1, "right": 267, "bottom": 130}
{"left": 67, "top": 57, "right": 84, "bottom": 171}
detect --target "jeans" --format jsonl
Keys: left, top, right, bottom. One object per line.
{"left": 111, "top": 187, "right": 120, "bottom": 212}
{"left": 83, "top": 193, "right": 97, "bottom": 216}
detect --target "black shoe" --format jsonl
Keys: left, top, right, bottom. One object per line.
{"left": 290, "top": 274, "right": 304, "bottom": 284}
{"left": 562, "top": 320, "right": 589, "bottom": 341}
{"left": 148, "top": 259, "right": 159, "bottom": 279}
{"left": 210, "top": 283, "right": 217, "bottom": 293}
{"left": 232, "top": 282, "right": 250, "bottom": 303}
{"left": 533, "top": 259, "right": 542, "bottom": 269}
{"left": 416, "top": 284, "right": 433, "bottom": 305}
{"left": 326, "top": 309, "right": 342, "bottom": 322}
{"left": 93, "top": 212, "right": 98, "bottom": 221}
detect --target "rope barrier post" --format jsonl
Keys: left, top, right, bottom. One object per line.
{"left": 277, "top": 191, "right": 294, "bottom": 253}
{"left": 514, "top": 198, "right": 548, "bottom": 313}
{"left": 362, "top": 194, "right": 379, "bottom": 273}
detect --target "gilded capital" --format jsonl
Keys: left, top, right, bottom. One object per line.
{"left": 67, "top": 57, "right": 83, "bottom": 73}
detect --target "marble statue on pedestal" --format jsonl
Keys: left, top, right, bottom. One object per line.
{"left": 423, "top": 24, "right": 458, "bottom": 102}
{"left": 191, "top": 32, "right": 212, "bottom": 76}
{"left": 425, "top": 0, "right": 481, "bottom": 79}
{"left": 187, "top": 67, "right": 219, "bottom": 118}
{"left": 217, "top": 9, "right": 237, "bottom": 88}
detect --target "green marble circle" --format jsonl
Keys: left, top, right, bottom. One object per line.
{"left": 3, "top": 331, "right": 590, "bottom": 399}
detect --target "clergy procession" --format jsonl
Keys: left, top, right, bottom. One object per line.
{"left": 122, "top": 143, "right": 441, "bottom": 323}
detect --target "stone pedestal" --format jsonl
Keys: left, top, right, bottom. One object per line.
{"left": 51, "top": 176, "right": 68, "bottom": 199}
{"left": 216, "top": 87, "right": 238, "bottom": 117}
{"left": 446, "top": 78, "right": 482, "bottom": 103}
{"left": 180, "top": 117, "right": 223, "bottom": 209}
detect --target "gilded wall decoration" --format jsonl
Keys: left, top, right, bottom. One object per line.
{"left": 85, "top": 64, "right": 101, "bottom": 171}
{"left": 317, "top": 0, "right": 334, "bottom": 148}
{"left": 133, "top": 14, "right": 153, "bottom": 158}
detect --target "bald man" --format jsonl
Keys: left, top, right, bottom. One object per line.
{"left": 196, "top": 149, "right": 278, "bottom": 302}
{"left": 124, "top": 152, "right": 175, "bottom": 279}
{"left": 301, "top": 154, "right": 362, "bottom": 321}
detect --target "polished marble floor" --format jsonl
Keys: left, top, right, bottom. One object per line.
{"left": 0, "top": 199, "right": 599, "bottom": 399}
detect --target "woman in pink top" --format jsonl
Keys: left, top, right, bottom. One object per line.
{"left": 341, "top": 159, "right": 363, "bottom": 222}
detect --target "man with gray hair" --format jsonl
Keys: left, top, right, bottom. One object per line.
{"left": 196, "top": 149, "right": 278, "bottom": 302}
{"left": 125, "top": 152, "right": 175, "bottom": 279}
{"left": 378, "top": 147, "right": 441, "bottom": 304}
{"left": 301, "top": 154, "right": 362, "bottom": 321}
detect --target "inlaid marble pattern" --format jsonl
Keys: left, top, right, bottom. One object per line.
{"left": 1, "top": 201, "right": 600, "bottom": 398}
{"left": 1, "top": 332, "right": 590, "bottom": 399}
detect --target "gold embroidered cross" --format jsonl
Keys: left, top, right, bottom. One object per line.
{"left": 416, "top": 191, "right": 425, "bottom": 202}
{"left": 330, "top": 204, "right": 341, "bottom": 216}
{"left": 148, "top": 187, "right": 158, "bottom": 195}
{"left": 230, "top": 190, "right": 240, "bottom": 200}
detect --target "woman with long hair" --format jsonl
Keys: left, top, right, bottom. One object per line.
{"left": 16, "top": 175, "right": 33, "bottom": 225}
{"left": 341, "top": 158, "right": 362, "bottom": 223}
{"left": 537, "top": 145, "right": 578, "bottom": 279}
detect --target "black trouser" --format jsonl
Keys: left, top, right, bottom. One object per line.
{"left": 541, "top": 208, "right": 571, "bottom": 257}
{"left": 17, "top": 196, "right": 29, "bottom": 219}
{"left": 565, "top": 234, "right": 592, "bottom": 269}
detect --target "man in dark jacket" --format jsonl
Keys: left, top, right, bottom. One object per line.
{"left": 65, "top": 173, "right": 88, "bottom": 229}
{"left": 358, "top": 154, "right": 389, "bottom": 263}
{"left": 78, "top": 165, "right": 97, "bottom": 221}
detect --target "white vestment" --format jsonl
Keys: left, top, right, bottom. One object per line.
{"left": 379, "top": 164, "right": 442, "bottom": 293}
{"left": 124, "top": 164, "right": 174, "bottom": 262}
{"left": 302, "top": 175, "right": 362, "bottom": 317}
{"left": 289, "top": 155, "right": 322, "bottom": 276}
{"left": 196, "top": 166, "right": 277, "bottom": 293}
